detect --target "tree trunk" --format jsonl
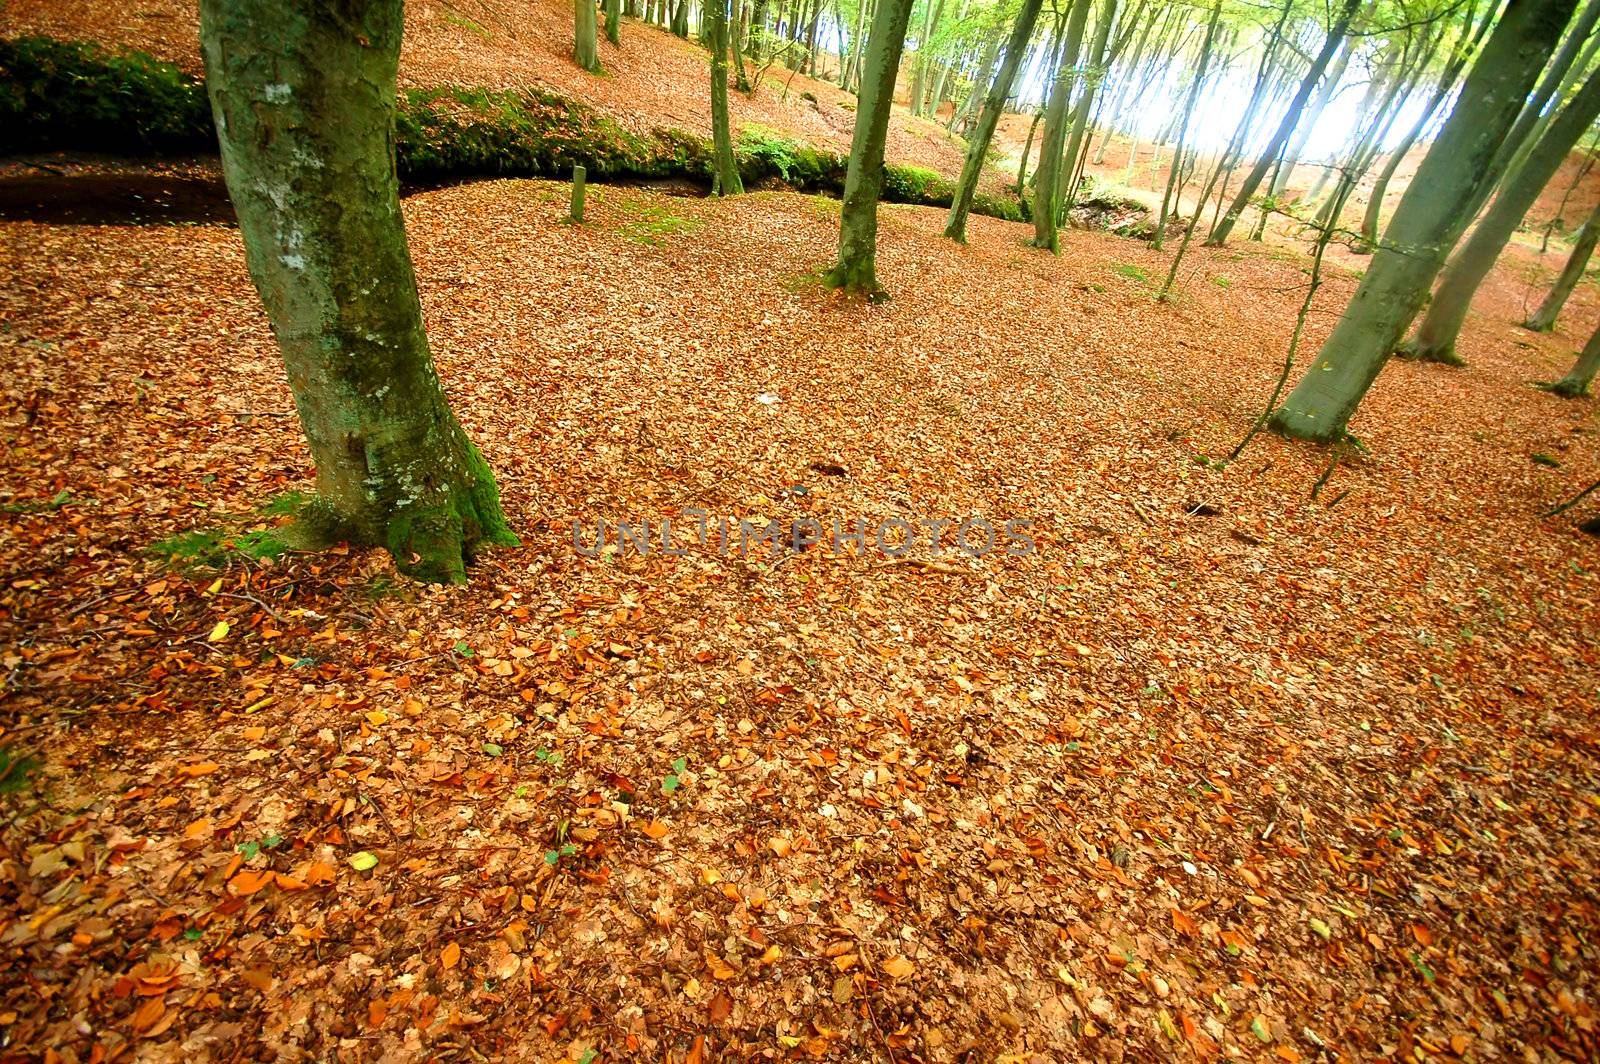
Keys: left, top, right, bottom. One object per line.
{"left": 198, "top": 0, "right": 517, "bottom": 584}
{"left": 709, "top": 0, "right": 744, "bottom": 194}
{"left": 1270, "top": 0, "right": 1579, "bottom": 443}
{"left": 1359, "top": 2, "right": 1494, "bottom": 249}
{"left": 749, "top": 0, "right": 769, "bottom": 55}
{"left": 843, "top": 0, "right": 870, "bottom": 88}
{"left": 1016, "top": 107, "right": 1044, "bottom": 193}
{"left": 1091, "top": 1, "right": 1160, "bottom": 164}
{"left": 1270, "top": 42, "right": 1349, "bottom": 199}
{"left": 950, "top": 34, "right": 1000, "bottom": 132}
{"left": 1206, "top": 0, "right": 1359, "bottom": 246}
{"left": 1527, "top": 198, "right": 1600, "bottom": 330}
{"left": 606, "top": 0, "right": 623, "bottom": 45}
{"left": 1032, "top": 0, "right": 1091, "bottom": 253}
{"left": 1060, "top": 0, "right": 1118, "bottom": 210}
{"left": 823, "top": 0, "right": 915, "bottom": 297}
{"left": 1400, "top": 68, "right": 1600, "bottom": 364}
{"left": 672, "top": 0, "right": 690, "bottom": 37}
{"left": 945, "top": 0, "right": 1045, "bottom": 241}
{"left": 576, "top": 0, "right": 603, "bottom": 69}
{"left": 1544, "top": 319, "right": 1600, "bottom": 395}
{"left": 1154, "top": 0, "right": 1222, "bottom": 252}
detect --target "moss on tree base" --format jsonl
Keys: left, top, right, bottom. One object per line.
{"left": 823, "top": 259, "right": 888, "bottom": 302}
{"left": 1393, "top": 339, "right": 1467, "bottom": 367}
{"left": 1535, "top": 378, "right": 1591, "bottom": 399}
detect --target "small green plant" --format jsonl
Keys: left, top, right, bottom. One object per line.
{"left": 442, "top": 10, "right": 493, "bottom": 39}
{"left": 1, "top": 489, "right": 90, "bottom": 514}
{"left": 544, "top": 819, "right": 578, "bottom": 866}
{"left": 661, "top": 756, "right": 688, "bottom": 795}
{"left": 1532, "top": 452, "right": 1562, "bottom": 467}
{"left": 148, "top": 527, "right": 288, "bottom": 570}
{"left": 619, "top": 202, "right": 703, "bottom": 245}
{"left": 1114, "top": 263, "right": 1151, "bottom": 285}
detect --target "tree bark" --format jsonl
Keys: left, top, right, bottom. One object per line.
{"left": 1206, "top": 0, "right": 1360, "bottom": 246}
{"left": 823, "top": 0, "right": 914, "bottom": 297}
{"left": 709, "top": 0, "right": 744, "bottom": 194}
{"left": 1270, "top": 43, "right": 1349, "bottom": 199}
{"left": 606, "top": 0, "right": 623, "bottom": 45}
{"left": 1544, "top": 319, "right": 1600, "bottom": 395}
{"left": 1032, "top": 0, "right": 1091, "bottom": 253}
{"left": 1270, "top": 0, "right": 1579, "bottom": 443}
{"left": 199, "top": 0, "right": 517, "bottom": 583}
{"left": 945, "top": 0, "right": 1045, "bottom": 241}
{"left": 1527, "top": 197, "right": 1600, "bottom": 330}
{"left": 576, "top": 0, "right": 602, "bottom": 69}
{"left": 1401, "top": 67, "right": 1600, "bottom": 364}
{"left": 1060, "top": 0, "right": 1118, "bottom": 210}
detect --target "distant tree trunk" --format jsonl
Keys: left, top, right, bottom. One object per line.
{"left": 945, "top": 0, "right": 1045, "bottom": 241}
{"left": 910, "top": 0, "right": 947, "bottom": 116}
{"left": 1270, "top": 0, "right": 1579, "bottom": 444}
{"left": 1543, "top": 319, "right": 1600, "bottom": 395}
{"left": 709, "top": 0, "right": 744, "bottom": 194}
{"left": 804, "top": 0, "right": 825, "bottom": 72}
{"left": 823, "top": 0, "right": 915, "bottom": 297}
{"left": 1032, "top": 0, "right": 1091, "bottom": 253}
{"left": 1400, "top": 69, "right": 1600, "bottom": 364}
{"left": 749, "top": 0, "right": 769, "bottom": 54}
{"left": 672, "top": 0, "right": 690, "bottom": 37}
{"left": 1060, "top": 0, "right": 1118, "bottom": 209}
{"left": 1016, "top": 107, "right": 1044, "bottom": 193}
{"left": 1091, "top": 0, "right": 1160, "bottom": 164}
{"left": 1206, "top": 0, "right": 1359, "bottom": 246}
{"left": 199, "top": 0, "right": 517, "bottom": 584}
{"left": 1154, "top": 0, "right": 1222, "bottom": 252}
{"left": 842, "top": 0, "right": 871, "bottom": 88}
{"left": 1527, "top": 199, "right": 1600, "bottom": 330}
{"left": 1270, "top": 42, "right": 1349, "bottom": 199}
{"left": 950, "top": 35, "right": 1000, "bottom": 131}
{"left": 606, "top": 0, "right": 623, "bottom": 44}
{"left": 576, "top": 0, "right": 602, "bottom": 69}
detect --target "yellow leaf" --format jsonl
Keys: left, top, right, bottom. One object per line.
{"left": 203, "top": 577, "right": 222, "bottom": 596}
{"left": 881, "top": 955, "right": 915, "bottom": 980}
{"left": 207, "top": 620, "right": 230, "bottom": 642}
{"left": 365, "top": 709, "right": 388, "bottom": 727}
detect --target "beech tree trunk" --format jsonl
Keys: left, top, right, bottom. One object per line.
{"left": 1527, "top": 198, "right": 1600, "bottom": 330}
{"left": 709, "top": 0, "right": 744, "bottom": 194}
{"left": 1270, "top": 0, "right": 1579, "bottom": 443}
{"left": 1270, "top": 43, "right": 1349, "bottom": 199}
{"left": 1153, "top": 0, "right": 1222, "bottom": 253}
{"left": 576, "top": 0, "right": 602, "bottom": 69}
{"left": 606, "top": 0, "right": 622, "bottom": 45}
{"left": 823, "top": 0, "right": 914, "bottom": 297}
{"left": 1060, "top": 0, "right": 1118, "bottom": 211}
{"left": 945, "top": 0, "right": 1045, "bottom": 241}
{"left": 1032, "top": 0, "right": 1091, "bottom": 254}
{"left": 1545, "top": 320, "right": 1600, "bottom": 395}
{"left": 1401, "top": 68, "right": 1600, "bottom": 365}
{"left": 199, "top": 0, "right": 517, "bottom": 583}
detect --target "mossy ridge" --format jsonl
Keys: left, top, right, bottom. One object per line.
{"left": 1, "top": 35, "right": 1028, "bottom": 222}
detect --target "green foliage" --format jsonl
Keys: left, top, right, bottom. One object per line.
{"left": 148, "top": 527, "right": 288, "bottom": 570}
{"left": 0, "top": 36, "right": 211, "bottom": 153}
{"left": 618, "top": 200, "right": 703, "bottom": 245}
{"left": 0, "top": 35, "right": 1029, "bottom": 223}
{"left": 1114, "top": 263, "right": 1150, "bottom": 284}
{"left": 736, "top": 124, "right": 843, "bottom": 189}
{"left": 0, "top": 747, "right": 42, "bottom": 795}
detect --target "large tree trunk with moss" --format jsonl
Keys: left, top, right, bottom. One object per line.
{"left": 576, "top": 0, "right": 603, "bottom": 69}
{"left": 1270, "top": 0, "right": 1579, "bottom": 443}
{"left": 709, "top": 0, "right": 744, "bottom": 194}
{"left": 199, "top": 0, "right": 517, "bottom": 583}
{"left": 1400, "top": 68, "right": 1600, "bottom": 365}
{"left": 1527, "top": 198, "right": 1600, "bottom": 331}
{"left": 822, "top": 0, "right": 914, "bottom": 297}
{"left": 1543, "top": 320, "right": 1600, "bottom": 395}
{"left": 1031, "top": 0, "right": 1090, "bottom": 254}
{"left": 944, "top": 0, "right": 1045, "bottom": 242}
{"left": 1206, "top": 0, "right": 1359, "bottom": 247}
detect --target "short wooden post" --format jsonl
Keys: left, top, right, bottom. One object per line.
{"left": 570, "top": 164, "right": 587, "bottom": 223}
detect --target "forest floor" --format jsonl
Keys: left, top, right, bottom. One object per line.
{"left": 4, "top": 1, "right": 1600, "bottom": 1063}
{"left": 3, "top": 173, "right": 1600, "bottom": 1063}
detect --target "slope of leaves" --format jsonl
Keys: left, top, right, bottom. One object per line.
{"left": 1, "top": 172, "right": 1598, "bottom": 1062}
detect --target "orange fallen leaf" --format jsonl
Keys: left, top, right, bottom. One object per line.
{"left": 1171, "top": 908, "right": 1197, "bottom": 936}
{"left": 177, "top": 761, "right": 219, "bottom": 778}
{"left": 129, "top": 997, "right": 165, "bottom": 1034}
{"left": 881, "top": 955, "right": 916, "bottom": 979}
{"left": 640, "top": 819, "right": 670, "bottom": 840}
{"left": 302, "top": 860, "right": 337, "bottom": 886}
{"left": 441, "top": 942, "right": 461, "bottom": 969}
{"left": 274, "top": 872, "right": 309, "bottom": 891}
{"left": 229, "top": 869, "right": 275, "bottom": 895}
